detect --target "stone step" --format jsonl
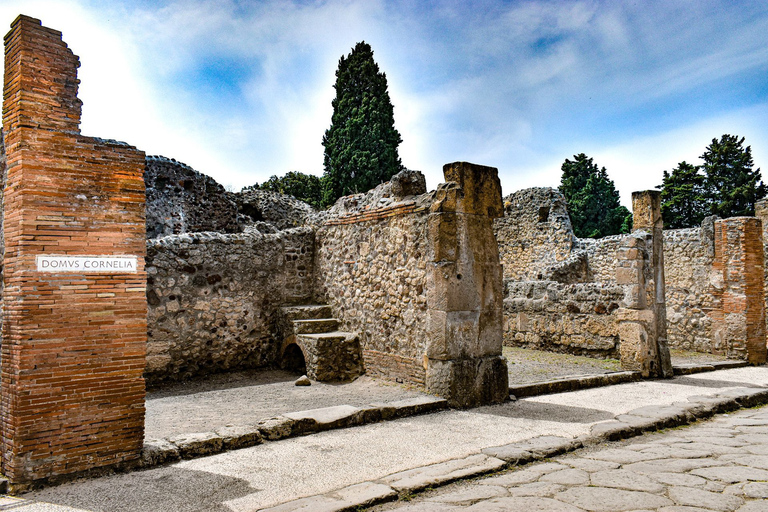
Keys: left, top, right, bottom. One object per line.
{"left": 293, "top": 318, "right": 339, "bottom": 334}
{"left": 297, "top": 331, "right": 355, "bottom": 343}
{"left": 281, "top": 304, "right": 333, "bottom": 321}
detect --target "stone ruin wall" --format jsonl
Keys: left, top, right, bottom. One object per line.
{"left": 662, "top": 222, "right": 718, "bottom": 353}
{"left": 495, "top": 188, "right": 628, "bottom": 357}
{"left": 145, "top": 228, "right": 314, "bottom": 386}
{"left": 497, "top": 186, "right": 765, "bottom": 361}
{"left": 312, "top": 174, "right": 431, "bottom": 386}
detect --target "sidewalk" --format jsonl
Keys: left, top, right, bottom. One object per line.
{"left": 9, "top": 366, "right": 768, "bottom": 512}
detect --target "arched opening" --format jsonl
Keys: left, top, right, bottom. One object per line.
{"left": 281, "top": 343, "right": 307, "bottom": 375}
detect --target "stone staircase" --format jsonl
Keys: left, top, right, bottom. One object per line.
{"left": 279, "top": 304, "right": 363, "bottom": 382}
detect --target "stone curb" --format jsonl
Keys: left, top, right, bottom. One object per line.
{"left": 140, "top": 395, "right": 448, "bottom": 468}
{"left": 258, "top": 385, "right": 768, "bottom": 512}
{"left": 672, "top": 360, "right": 749, "bottom": 375}
{"left": 509, "top": 371, "right": 641, "bottom": 398}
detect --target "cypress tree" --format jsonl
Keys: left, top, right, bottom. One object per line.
{"left": 321, "top": 42, "right": 403, "bottom": 207}
{"left": 559, "top": 153, "right": 631, "bottom": 238}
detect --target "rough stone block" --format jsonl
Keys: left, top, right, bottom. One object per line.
{"left": 141, "top": 439, "right": 180, "bottom": 467}
{"left": 169, "top": 432, "right": 223, "bottom": 458}
{"left": 426, "top": 355, "right": 509, "bottom": 408}
{"left": 214, "top": 425, "right": 263, "bottom": 450}
{"left": 442, "top": 162, "right": 504, "bottom": 218}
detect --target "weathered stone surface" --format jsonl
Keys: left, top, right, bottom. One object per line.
{"left": 539, "top": 468, "right": 589, "bottom": 485}
{"left": 559, "top": 457, "right": 620, "bottom": 472}
{"left": 382, "top": 454, "right": 506, "bottom": 493}
{"left": 589, "top": 469, "right": 665, "bottom": 493}
{"left": 556, "top": 487, "right": 673, "bottom": 511}
{"left": 257, "top": 417, "right": 297, "bottom": 440}
{"left": 295, "top": 375, "right": 311, "bottom": 386}
{"left": 283, "top": 405, "right": 361, "bottom": 430}
{"left": 481, "top": 444, "right": 535, "bottom": 464}
{"left": 141, "top": 438, "right": 180, "bottom": 467}
{"left": 426, "top": 485, "right": 508, "bottom": 504}
{"left": 479, "top": 462, "right": 568, "bottom": 486}
{"left": 464, "top": 496, "right": 584, "bottom": 511}
{"left": 667, "top": 486, "right": 744, "bottom": 511}
{"left": 332, "top": 481, "right": 398, "bottom": 508}
{"left": 214, "top": 425, "right": 263, "bottom": 450}
{"left": 169, "top": 432, "right": 223, "bottom": 458}
{"left": 236, "top": 188, "right": 315, "bottom": 231}
{"left": 515, "top": 436, "right": 582, "bottom": 458}
{"left": 371, "top": 396, "right": 449, "bottom": 420}
{"left": 506, "top": 481, "right": 565, "bottom": 497}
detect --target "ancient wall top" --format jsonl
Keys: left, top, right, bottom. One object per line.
{"left": 3, "top": 15, "right": 82, "bottom": 133}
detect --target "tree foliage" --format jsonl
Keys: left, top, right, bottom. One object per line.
{"left": 321, "top": 41, "right": 403, "bottom": 208}
{"left": 248, "top": 171, "right": 322, "bottom": 209}
{"left": 559, "top": 153, "right": 631, "bottom": 238}
{"left": 658, "top": 135, "right": 766, "bottom": 228}
{"left": 701, "top": 134, "right": 765, "bottom": 219}
{"left": 659, "top": 161, "right": 707, "bottom": 229}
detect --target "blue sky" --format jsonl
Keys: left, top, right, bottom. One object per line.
{"left": 3, "top": 0, "right": 768, "bottom": 206}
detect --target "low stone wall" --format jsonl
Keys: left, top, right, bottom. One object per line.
{"left": 503, "top": 281, "right": 623, "bottom": 357}
{"left": 145, "top": 228, "right": 314, "bottom": 385}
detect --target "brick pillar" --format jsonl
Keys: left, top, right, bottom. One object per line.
{"left": 2, "top": 16, "right": 146, "bottom": 487}
{"left": 425, "top": 162, "right": 508, "bottom": 407}
{"left": 712, "top": 217, "right": 766, "bottom": 364}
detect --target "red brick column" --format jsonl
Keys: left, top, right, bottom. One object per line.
{"left": 2, "top": 16, "right": 146, "bottom": 486}
{"left": 712, "top": 217, "right": 766, "bottom": 364}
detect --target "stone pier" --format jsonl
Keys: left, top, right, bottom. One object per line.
{"left": 425, "top": 162, "right": 509, "bottom": 407}
{"left": 616, "top": 190, "right": 672, "bottom": 377}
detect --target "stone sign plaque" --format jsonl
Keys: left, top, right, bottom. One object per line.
{"left": 36, "top": 255, "right": 139, "bottom": 273}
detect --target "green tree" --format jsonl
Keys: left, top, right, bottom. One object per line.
{"left": 658, "top": 161, "right": 708, "bottom": 229}
{"left": 559, "top": 153, "right": 631, "bottom": 238}
{"left": 701, "top": 134, "right": 766, "bottom": 218}
{"left": 321, "top": 41, "right": 403, "bottom": 207}
{"left": 250, "top": 171, "right": 322, "bottom": 209}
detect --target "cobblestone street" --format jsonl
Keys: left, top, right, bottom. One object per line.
{"left": 370, "top": 406, "right": 768, "bottom": 511}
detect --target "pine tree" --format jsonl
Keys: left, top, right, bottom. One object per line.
{"left": 559, "top": 153, "right": 630, "bottom": 238}
{"left": 321, "top": 42, "right": 403, "bottom": 207}
{"left": 701, "top": 134, "right": 766, "bottom": 218}
{"left": 658, "top": 161, "right": 708, "bottom": 229}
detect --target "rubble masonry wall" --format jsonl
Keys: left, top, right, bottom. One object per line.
{"left": 314, "top": 201, "right": 430, "bottom": 386}
{"left": 145, "top": 228, "right": 314, "bottom": 385}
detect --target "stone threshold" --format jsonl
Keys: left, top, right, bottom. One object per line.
{"left": 509, "top": 360, "right": 750, "bottom": 399}
{"left": 509, "top": 371, "right": 642, "bottom": 398}
{"left": 672, "top": 359, "right": 749, "bottom": 375}
{"left": 261, "top": 385, "right": 768, "bottom": 512}
{"left": 140, "top": 395, "right": 448, "bottom": 468}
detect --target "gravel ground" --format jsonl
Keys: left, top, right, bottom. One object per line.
{"left": 145, "top": 370, "right": 428, "bottom": 438}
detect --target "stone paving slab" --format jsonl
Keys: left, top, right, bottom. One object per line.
{"left": 368, "top": 403, "right": 768, "bottom": 512}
